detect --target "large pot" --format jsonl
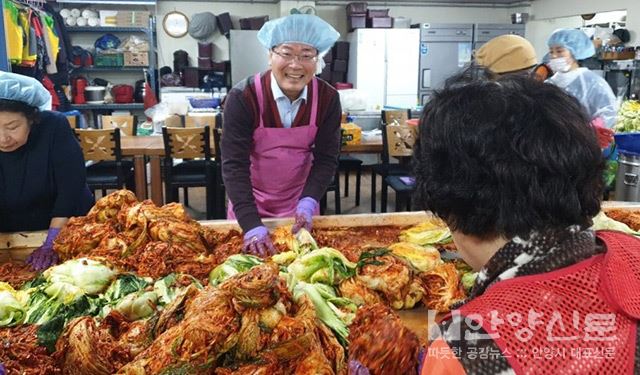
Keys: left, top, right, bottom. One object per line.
{"left": 85, "top": 86, "right": 106, "bottom": 104}
{"left": 615, "top": 152, "right": 640, "bottom": 202}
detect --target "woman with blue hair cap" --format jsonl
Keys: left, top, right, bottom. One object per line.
{"left": 546, "top": 28, "right": 618, "bottom": 148}
{"left": 221, "top": 14, "right": 341, "bottom": 256}
{"left": 0, "top": 71, "right": 94, "bottom": 270}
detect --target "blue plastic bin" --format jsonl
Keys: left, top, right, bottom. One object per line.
{"left": 614, "top": 133, "right": 640, "bottom": 155}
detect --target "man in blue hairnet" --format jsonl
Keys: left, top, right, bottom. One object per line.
{"left": 0, "top": 71, "right": 94, "bottom": 270}
{"left": 221, "top": 15, "right": 341, "bottom": 256}
{"left": 546, "top": 28, "right": 618, "bottom": 148}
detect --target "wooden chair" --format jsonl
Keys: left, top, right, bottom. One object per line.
{"left": 180, "top": 114, "right": 218, "bottom": 206}
{"left": 66, "top": 115, "right": 78, "bottom": 129}
{"left": 339, "top": 127, "right": 362, "bottom": 206}
{"left": 370, "top": 109, "right": 412, "bottom": 212}
{"left": 162, "top": 126, "right": 218, "bottom": 219}
{"left": 210, "top": 113, "right": 226, "bottom": 219}
{"left": 320, "top": 168, "right": 341, "bottom": 215}
{"left": 101, "top": 115, "right": 137, "bottom": 136}
{"left": 383, "top": 123, "right": 417, "bottom": 212}
{"left": 75, "top": 128, "right": 135, "bottom": 197}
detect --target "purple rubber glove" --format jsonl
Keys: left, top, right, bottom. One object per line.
{"left": 243, "top": 226, "right": 276, "bottom": 257}
{"left": 291, "top": 197, "right": 318, "bottom": 234}
{"left": 417, "top": 348, "right": 425, "bottom": 374}
{"left": 348, "top": 360, "right": 370, "bottom": 375}
{"left": 26, "top": 228, "right": 61, "bottom": 271}
{"left": 0, "top": 363, "right": 6, "bottom": 375}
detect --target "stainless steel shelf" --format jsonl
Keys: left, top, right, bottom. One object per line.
{"left": 66, "top": 26, "right": 149, "bottom": 33}
{"left": 70, "top": 103, "right": 144, "bottom": 110}
{"left": 71, "top": 66, "right": 148, "bottom": 72}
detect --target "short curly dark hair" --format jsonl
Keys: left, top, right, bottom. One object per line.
{"left": 0, "top": 99, "right": 40, "bottom": 124}
{"left": 413, "top": 74, "right": 604, "bottom": 240}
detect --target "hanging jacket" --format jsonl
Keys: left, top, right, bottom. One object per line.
{"left": 18, "top": 8, "right": 36, "bottom": 65}
{"left": 4, "top": 0, "right": 23, "bottom": 63}
{"left": 44, "top": 2, "right": 71, "bottom": 85}
{"left": 39, "top": 12, "right": 59, "bottom": 75}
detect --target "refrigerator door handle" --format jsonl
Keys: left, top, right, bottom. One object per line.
{"left": 422, "top": 69, "right": 431, "bottom": 89}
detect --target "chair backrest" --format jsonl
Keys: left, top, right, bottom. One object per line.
{"left": 162, "top": 126, "right": 212, "bottom": 160}
{"left": 101, "top": 115, "right": 137, "bottom": 137}
{"left": 66, "top": 115, "right": 78, "bottom": 129}
{"left": 380, "top": 109, "right": 411, "bottom": 164}
{"left": 212, "top": 113, "right": 223, "bottom": 161}
{"left": 382, "top": 109, "right": 410, "bottom": 127}
{"left": 385, "top": 124, "right": 417, "bottom": 158}
{"left": 185, "top": 114, "right": 216, "bottom": 128}
{"left": 186, "top": 114, "right": 219, "bottom": 155}
{"left": 74, "top": 128, "right": 121, "bottom": 162}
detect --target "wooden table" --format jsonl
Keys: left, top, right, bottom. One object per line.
{"left": 342, "top": 140, "right": 383, "bottom": 154}
{"left": 120, "top": 136, "right": 383, "bottom": 206}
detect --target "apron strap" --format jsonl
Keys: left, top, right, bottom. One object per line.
{"left": 253, "top": 73, "right": 265, "bottom": 128}
{"left": 309, "top": 78, "right": 319, "bottom": 127}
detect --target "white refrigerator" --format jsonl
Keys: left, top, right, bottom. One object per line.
{"left": 347, "top": 29, "right": 420, "bottom": 110}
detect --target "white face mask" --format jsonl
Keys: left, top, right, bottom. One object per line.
{"left": 549, "top": 57, "right": 572, "bottom": 73}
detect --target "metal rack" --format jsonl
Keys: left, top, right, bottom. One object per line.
{"left": 71, "top": 103, "right": 144, "bottom": 110}
{"left": 67, "top": 16, "right": 157, "bottom": 110}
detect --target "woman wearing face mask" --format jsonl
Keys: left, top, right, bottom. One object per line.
{"left": 0, "top": 72, "right": 94, "bottom": 270}
{"left": 546, "top": 28, "right": 617, "bottom": 148}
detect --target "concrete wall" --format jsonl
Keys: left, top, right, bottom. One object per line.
{"left": 316, "top": 4, "right": 514, "bottom": 39}
{"left": 526, "top": 15, "right": 583, "bottom": 62}
{"left": 155, "top": 1, "right": 517, "bottom": 70}
{"left": 156, "top": 1, "right": 279, "bottom": 69}
{"left": 528, "top": 0, "right": 637, "bottom": 58}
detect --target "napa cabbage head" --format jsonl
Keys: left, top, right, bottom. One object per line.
{"left": 44, "top": 258, "right": 117, "bottom": 299}
{"left": 0, "top": 282, "right": 27, "bottom": 327}
{"left": 208, "top": 254, "right": 263, "bottom": 286}
{"left": 287, "top": 248, "right": 356, "bottom": 286}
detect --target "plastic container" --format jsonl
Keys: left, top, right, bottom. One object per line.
{"left": 367, "top": 8, "right": 389, "bottom": 18}
{"left": 346, "top": 2, "right": 368, "bottom": 15}
{"left": 393, "top": 17, "right": 411, "bottom": 28}
{"left": 614, "top": 133, "right": 640, "bottom": 155}
{"left": 188, "top": 96, "right": 220, "bottom": 109}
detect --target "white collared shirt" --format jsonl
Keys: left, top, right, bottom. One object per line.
{"left": 270, "top": 73, "right": 307, "bottom": 128}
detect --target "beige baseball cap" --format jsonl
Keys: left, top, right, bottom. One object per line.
{"left": 475, "top": 35, "right": 537, "bottom": 74}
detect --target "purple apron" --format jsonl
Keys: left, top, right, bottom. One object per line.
{"left": 227, "top": 73, "right": 320, "bottom": 219}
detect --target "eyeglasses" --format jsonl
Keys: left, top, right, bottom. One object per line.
{"left": 271, "top": 49, "right": 318, "bottom": 63}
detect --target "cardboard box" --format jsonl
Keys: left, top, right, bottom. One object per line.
{"left": 341, "top": 123, "right": 362, "bottom": 145}
{"left": 348, "top": 15, "right": 366, "bottom": 32}
{"left": 367, "top": 16, "right": 393, "bottom": 28}
{"left": 116, "top": 11, "right": 150, "bottom": 27}
{"left": 95, "top": 52, "right": 123, "bottom": 67}
{"left": 99, "top": 10, "right": 118, "bottom": 27}
{"left": 164, "top": 115, "right": 184, "bottom": 127}
{"left": 124, "top": 51, "right": 149, "bottom": 66}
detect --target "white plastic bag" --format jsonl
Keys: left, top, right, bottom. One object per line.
{"left": 338, "top": 89, "right": 367, "bottom": 111}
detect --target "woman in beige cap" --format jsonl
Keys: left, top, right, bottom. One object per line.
{"left": 474, "top": 34, "right": 550, "bottom": 80}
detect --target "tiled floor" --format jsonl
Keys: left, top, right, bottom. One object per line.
{"left": 93, "top": 170, "right": 402, "bottom": 220}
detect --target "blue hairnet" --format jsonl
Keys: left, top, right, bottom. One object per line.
{"left": 0, "top": 71, "right": 51, "bottom": 110}
{"left": 257, "top": 14, "right": 339, "bottom": 54}
{"left": 547, "top": 29, "right": 595, "bottom": 60}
